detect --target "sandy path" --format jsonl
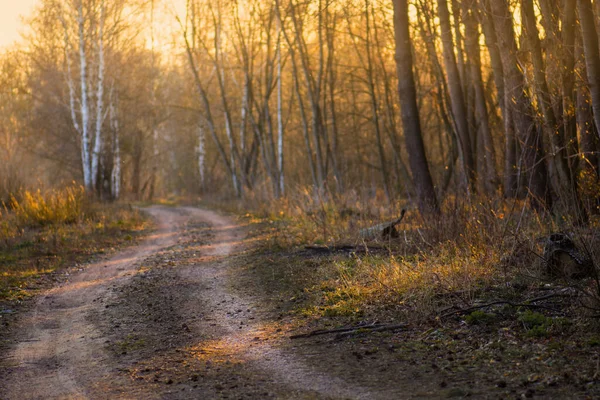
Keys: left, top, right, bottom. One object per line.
{"left": 0, "top": 207, "right": 185, "bottom": 399}
{"left": 178, "top": 207, "right": 374, "bottom": 399}
{"left": 0, "top": 207, "right": 375, "bottom": 399}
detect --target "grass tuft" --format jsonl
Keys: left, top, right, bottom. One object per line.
{"left": 10, "top": 185, "right": 85, "bottom": 226}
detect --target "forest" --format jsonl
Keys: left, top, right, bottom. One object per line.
{"left": 1, "top": 0, "right": 598, "bottom": 215}
{"left": 2, "top": 0, "right": 600, "bottom": 398}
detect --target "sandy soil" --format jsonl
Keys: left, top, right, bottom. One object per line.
{"left": 0, "top": 207, "right": 385, "bottom": 399}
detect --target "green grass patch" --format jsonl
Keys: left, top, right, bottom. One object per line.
{"left": 465, "top": 310, "right": 497, "bottom": 325}
{"left": 112, "top": 334, "right": 147, "bottom": 353}
{"left": 518, "top": 310, "right": 553, "bottom": 338}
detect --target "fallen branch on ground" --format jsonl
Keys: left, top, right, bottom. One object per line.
{"left": 334, "top": 324, "right": 408, "bottom": 339}
{"left": 290, "top": 323, "right": 407, "bottom": 339}
{"left": 440, "top": 292, "right": 572, "bottom": 319}
{"left": 359, "top": 209, "right": 407, "bottom": 240}
{"left": 304, "top": 244, "right": 385, "bottom": 254}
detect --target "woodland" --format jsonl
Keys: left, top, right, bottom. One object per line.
{"left": 1, "top": 0, "right": 599, "bottom": 216}
{"left": 3, "top": 0, "right": 600, "bottom": 397}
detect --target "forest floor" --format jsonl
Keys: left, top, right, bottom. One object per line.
{"left": 1, "top": 205, "right": 599, "bottom": 399}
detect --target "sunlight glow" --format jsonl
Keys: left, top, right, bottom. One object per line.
{"left": 0, "top": 0, "right": 37, "bottom": 48}
{"left": 0, "top": 0, "right": 189, "bottom": 51}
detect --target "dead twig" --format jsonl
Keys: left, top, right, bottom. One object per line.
{"left": 290, "top": 323, "right": 407, "bottom": 339}
{"left": 441, "top": 292, "right": 571, "bottom": 318}
{"left": 334, "top": 324, "right": 407, "bottom": 339}
{"left": 304, "top": 244, "right": 384, "bottom": 254}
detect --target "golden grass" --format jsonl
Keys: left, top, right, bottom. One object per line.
{"left": 0, "top": 186, "right": 150, "bottom": 301}
{"left": 237, "top": 186, "right": 600, "bottom": 322}
{"left": 9, "top": 185, "right": 86, "bottom": 226}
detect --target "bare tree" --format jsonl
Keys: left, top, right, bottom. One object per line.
{"left": 392, "top": 0, "right": 438, "bottom": 213}
{"left": 577, "top": 0, "right": 600, "bottom": 142}
{"left": 462, "top": 0, "right": 497, "bottom": 193}
{"left": 487, "top": 0, "right": 550, "bottom": 209}
{"left": 437, "top": 0, "right": 475, "bottom": 192}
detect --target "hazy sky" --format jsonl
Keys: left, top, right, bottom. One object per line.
{"left": 0, "top": 0, "right": 38, "bottom": 48}
{"left": 0, "top": 0, "right": 188, "bottom": 50}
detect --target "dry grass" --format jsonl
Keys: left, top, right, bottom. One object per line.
{"left": 0, "top": 186, "right": 150, "bottom": 301}
{"left": 9, "top": 185, "right": 85, "bottom": 226}
{"left": 236, "top": 187, "right": 600, "bottom": 323}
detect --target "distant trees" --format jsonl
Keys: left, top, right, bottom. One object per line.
{"left": 23, "top": 0, "right": 171, "bottom": 200}
{"left": 2, "top": 0, "right": 600, "bottom": 221}
{"left": 0, "top": 51, "right": 30, "bottom": 202}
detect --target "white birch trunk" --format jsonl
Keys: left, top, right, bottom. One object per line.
{"left": 78, "top": 1, "right": 92, "bottom": 192}
{"left": 112, "top": 132, "right": 121, "bottom": 200}
{"left": 197, "top": 120, "right": 206, "bottom": 190}
{"left": 91, "top": 0, "right": 105, "bottom": 190}
{"left": 240, "top": 76, "right": 248, "bottom": 156}
{"left": 110, "top": 86, "right": 121, "bottom": 199}
{"left": 224, "top": 112, "right": 240, "bottom": 196}
{"left": 277, "top": 31, "right": 285, "bottom": 196}
{"left": 60, "top": 14, "right": 81, "bottom": 137}
{"left": 216, "top": 23, "right": 241, "bottom": 197}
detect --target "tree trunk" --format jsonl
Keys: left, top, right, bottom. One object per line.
{"left": 131, "top": 130, "right": 143, "bottom": 200}
{"left": 450, "top": 0, "right": 466, "bottom": 89}
{"left": 363, "top": 0, "right": 391, "bottom": 202}
{"left": 437, "top": 0, "right": 475, "bottom": 192}
{"left": 576, "top": 35, "right": 600, "bottom": 178}
{"left": 277, "top": 30, "right": 285, "bottom": 196}
{"left": 577, "top": 84, "right": 600, "bottom": 178}
{"left": 522, "top": 0, "right": 574, "bottom": 201}
{"left": 276, "top": 1, "right": 319, "bottom": 189}
{"left": 463, "top": 0, "right": 497, "bottom": 193}
{"left": 374, "top": 3, "right": 411, "bottom": 196}
{"left": 78, "top": 1, "right": 92, "bottom": 192}
{"left": 288, "top": 0, "right": 326, "bottom": 191}
{"left": 181, "top": 15, "right": 241, "bottom": 197}
{"left": 91, "top": 0, "right": 105, "bottom": 193}
{"left": 392, "top": 0, "right": 439, "bottom": 214}
{"left": 325, "top": 10, "right": 343, "bottom": 193}
{"left": 577, "top": 0, "right": 600, "bottom": 143}
{"left": 109, "top": 86, "right": 120, "bottom": 200}
{"left": 489, "top": 0, "right": 550, "bottom": 209}
{"left": 479, "top": 0, "right": 517, "bottom": 196}
{"left": 562, "top": 0, "right": 579, "bottom": 173}
{"left": 197, "top": 120, "right": 206, "bottom": 191}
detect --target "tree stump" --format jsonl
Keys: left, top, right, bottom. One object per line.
{"left": 359, "top": 209, "right": 406, "bottom": 240}
{"left": 544, "top": 233, "right": 594, "bottom": 279}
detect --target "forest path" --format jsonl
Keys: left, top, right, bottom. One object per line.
{"left": 0, "top": 206, "right": 376, "bottom": 399}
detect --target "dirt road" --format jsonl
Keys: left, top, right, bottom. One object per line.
{"left": 0, "top": 207, "right": 379, "bottom": 399}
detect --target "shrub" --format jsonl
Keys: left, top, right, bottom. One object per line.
{"left": 465, "top": 310, "right": 497, "bottom": 325}
{"left": 10, "top": 185, "right": 86, "bottom": 226}
{"left": 518, "top": 310, "right": 552, "bottom": 338}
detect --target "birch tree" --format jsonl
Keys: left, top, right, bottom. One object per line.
{"left": 109, "top": 84, "right": 121, "bottom": 199}
{"left": 91, "top": 0, "right": 106, "bottom": 192}
{"left": 181, "top": 0, "right": 242, "bottom": 197}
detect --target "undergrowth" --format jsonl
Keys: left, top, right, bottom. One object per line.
{"left": 233, "top": 188, "right": 600, "bottom": 325}
{"left": 9, "top": 186, "right": 85, "bottom": 226}
{"left": 0, "top": 185, "right": 150, "bottom": 301}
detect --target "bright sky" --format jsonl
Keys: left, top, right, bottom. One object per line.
{"left": 0, "top": 0, "right": 37, "bottom": 48}
{"left": 0, "top": 0, "right": 188, "bottom": 50}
